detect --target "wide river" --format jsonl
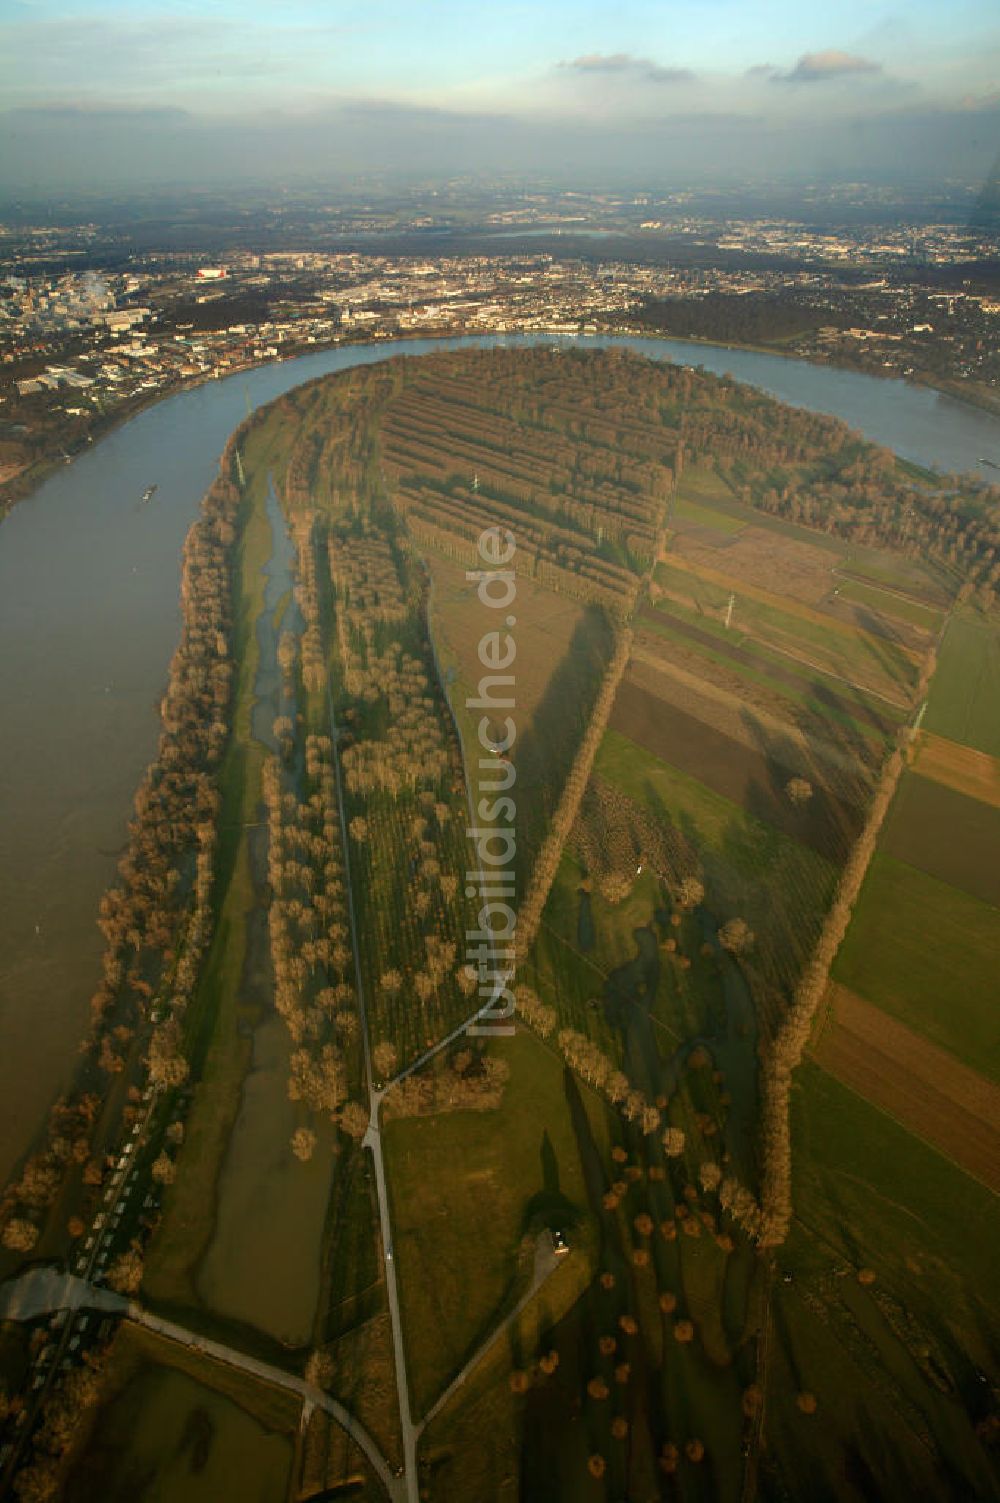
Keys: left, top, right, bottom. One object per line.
{"left": 1, "top": 331, "right": 998, "bottom": 1183}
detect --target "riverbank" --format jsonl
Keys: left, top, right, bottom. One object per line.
{"left": 4, "top": 322, "right": 998, "bottom": 523}
{"left": 603, "top": 321, "right": 1000, "bottom": 422}
{"left": 2, "top": 329, "right": 998, "bottom": 1203}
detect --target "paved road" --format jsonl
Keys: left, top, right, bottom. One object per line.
{"left": 326, "top": 681, "right": 420, "bottom": 1503}
{"left": 0, "top": 1267, "right": 127, "bottom": 1323}
{"left": 132, "top": 1306, "right": 403, "bottom": 1500}
{"left": 0, "top": 1268, "right": 403, "bottom": 1502}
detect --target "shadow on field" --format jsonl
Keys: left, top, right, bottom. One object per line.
{"left": 514, "top": 605, "right": 615, "bottom": 879}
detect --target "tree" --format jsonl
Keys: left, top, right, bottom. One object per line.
{"left": 147, "top": 1019, "right": 189, "bottom": 1090}
{"left": 107, "top": 1249, "right": 144, "bottom": 1295}
{"left": 718, "top": 917, "right": 754, "bottom": 955}
{"left": 2, "top": 1219, "right": 38, "bottom": 1253}
{"left": 340, "top": 1101, "right": 369, "bottom": 1140}
{"left": 151, "top": 1152, "right": 176, "bottom": 1185}
{"left": 678, "top": 876, "right": 705, "bottom": 908}
{"left": 373, "top": 1041, "right": 398, "bottom": 1079}
{"left": 786, "top": 776, "right": 813, "bottom": 806}
{"left": 291, "top": 1128, "right": 317, "bottom": 1162}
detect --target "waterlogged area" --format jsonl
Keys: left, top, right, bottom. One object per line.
{"left": 1, "top": 330, "right": 999, "bottom": 1187}
{"left": 197, "top": 484, "right": 336, "bottom": 1345}
{"left": 64, "top": 1359, "right": 294, "bottom": 1502}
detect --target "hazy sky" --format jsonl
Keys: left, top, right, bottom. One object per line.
{"left": 1, "top": 0, "right": 998, "bottom": 193}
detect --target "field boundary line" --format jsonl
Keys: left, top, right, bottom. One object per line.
{"left": 660, "top": 546, "right": 923, "bottom": 659}
{"left": 806, "top": 1058, "right": 1000, "bottom": 1202}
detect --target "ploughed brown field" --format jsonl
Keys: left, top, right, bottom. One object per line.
{"left": 814, "top": 984, "right": 1000, "bottom": 1193}
{"left": 880, "top": 772, "right": 1000, "bottom": 908}
{"left": 640, "top": 605, "right": 902, "bottom": 735}
{"left": 915, "top": 730, "right": 1000, "bottom": 811}
{"left": 609, "top": 674, "right": 863, "bottom": 860}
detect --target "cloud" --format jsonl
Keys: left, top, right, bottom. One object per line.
{"left": 771, "top": 50, "right": 882, "bottom": 84}
{"left": 561, "top": 53, "right": 694, "bottom": 85}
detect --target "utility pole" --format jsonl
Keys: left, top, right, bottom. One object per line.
{"left": 725, "top": 591, "right": 736, "bottom": 630}
{"left": 235, "top": 448, "right": 246, "bottom": 489}
{"left": 472, "top": 472, "right": 479, "bottom": 493}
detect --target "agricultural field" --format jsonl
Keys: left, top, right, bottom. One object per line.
{"left": 7, "top": 347, "right": 998, "bottom": 1503}
{"left": 924, "top": 610, "right": 1000, "bottom": 756}
{"left": 777, "top": 1060, "right": 1000, "bottom": 1503}
{"left": 914, "top": 728, "right": 1000, "bottom": 809}
{"left": 879, "top": 770, "right": 1000, "bottom": 907}
{"left": 653, "top": 555, "right": 922, "bottom": 710}
{"left": 812, "top": 984, "right": 1000, "bottom": 1191}
{"left": 832, "top": 853, "right": 1000, "bottom": 1082}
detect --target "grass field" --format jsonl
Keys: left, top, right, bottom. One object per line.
{"left": 383, "top": 1030, "right": 608, "bottom": 1419}
{"left": 833, "top": 573, "right": 944, "bottom": 632}
{"left": 924, "top": 612, "right": 1000, "bottom": 756}
{"left": 832, "top": 853, "right": 1000, "bottom": 1083}
{"left": 654, "top": 554, "right": 920, "bottom": 702}
{"left": 595, "top": 729, "right": 839, "bottom": 996}
{"left": 672, "top": 495, "right": 747, "bottom": 534}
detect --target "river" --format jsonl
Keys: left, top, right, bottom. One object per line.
{"left": 0, "top": 331, "right": 998, "bottom": 1185}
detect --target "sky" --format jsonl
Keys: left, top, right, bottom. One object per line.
{"left": 1, "top": 0, "right": 998, "bottom": 194}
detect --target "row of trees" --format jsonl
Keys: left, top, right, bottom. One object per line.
{"left": 292, "top": 513, "right": 327, "bottom": 695}
{"left": 757, "top": 734, "right": 910, "bottom": 1245}
{"left": 382, "top": 1047, "right": 510, "bottom": 1119}
{"left": 1, "top": 460, "right": 241, "bottom": 1255}
{"left": 261, "top": 743, "right": 357, "bottom": 1129}
{"left": 516, "top": 628, "right": 634, "bottom": 962}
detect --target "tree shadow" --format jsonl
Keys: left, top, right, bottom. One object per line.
{"left": 513, "top": 604, "right": 615, "bottom": 884}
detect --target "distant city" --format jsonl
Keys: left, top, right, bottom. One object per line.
{"left": 1, "top": 183, "right": 997, "bottom": 504}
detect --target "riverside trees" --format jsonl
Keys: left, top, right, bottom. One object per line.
{"left": 0, "top": 452, "right": 241, "bottom": 1257}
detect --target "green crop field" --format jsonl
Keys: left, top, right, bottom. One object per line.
{"left": 924, "top": 612, "right": 1000, "bottom": 756}
{"left": 834, "top": 574, "right": 944, "bottom": 632}
{"left": 654, "top": 559, "right": 919, "bottom": 702}
{"left": 833, "top": 853, "right": 1000, "bottom": 1082}
{"left": 672, "top": 495, "right": 747, "bottom": 534}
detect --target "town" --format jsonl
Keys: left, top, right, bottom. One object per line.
{"left": 2, "top": 190, "right": 999, "bottom": 506}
